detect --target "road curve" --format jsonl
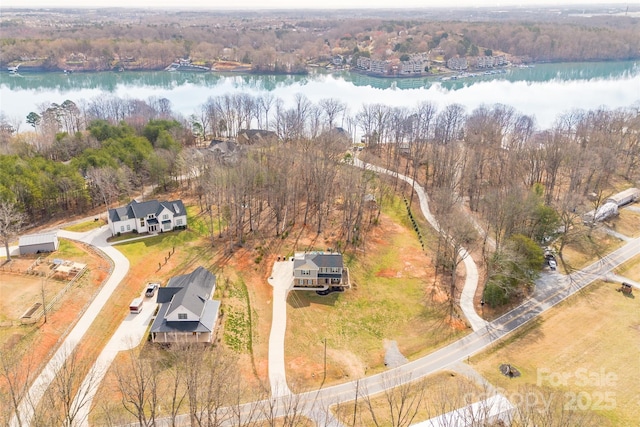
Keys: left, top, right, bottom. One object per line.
{"left": 353, "top": 157, "right": 487, "bottom": 331}
{"left": 10, "top": 226, "right": 130, "bottom": 427}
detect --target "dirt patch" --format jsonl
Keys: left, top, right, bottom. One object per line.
{"left": 446, "top": 316, "right": 468, "bottom": 331}
{"left": 376, "top": 268, "right": 399, "bottom": 278}
{"left": 0, "top": 239, "right": 109, "bottom": 394}
{"left": 328, "top": 348, "right": 367, "bottom": 378}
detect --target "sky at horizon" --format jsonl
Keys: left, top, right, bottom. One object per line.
{"left": 0, "top": 0, "right": 632, "bottom": 9}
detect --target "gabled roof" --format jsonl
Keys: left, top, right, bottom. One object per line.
{"left": 19, "top": 232, "right": 58, "bottom": 247}
{"left": 108, "top": 199, "right": 186, "bottom": 222}
{"left": 150, "top": 266, "right": 218, "bottom": 334}
{"left": 237, "top": 129, "right": 278, "bottom": 144}
{"left": 164, "top": 266, "right": 216, "bottom": 318}
{"left": 293, "top": 252, "right": 343, "bottom": 271}
{"left": 151, "top": 300, "right": 220, "bottom": 334}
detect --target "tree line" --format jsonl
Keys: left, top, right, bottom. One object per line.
{"left": 2, "top": 91, "right": 639, "bottom": 304}
{"left": 1, "top": 10, "right": 639, "bottom": 71}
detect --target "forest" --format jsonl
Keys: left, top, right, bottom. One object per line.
{"left": 1, "top": 7, "right": 639, "bottom": 72}
{"left": 1, "top": 89, "right": 639, "bottom": 306}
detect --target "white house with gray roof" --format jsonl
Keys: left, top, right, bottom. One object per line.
{"left": 150, "top": 266, "right": 220, "bottom": 343}
{"left": 292, "top": 252, "right": 348, "bottom": 290}
{"left": 107, "top": 199, "right": 187, "bottom": 236}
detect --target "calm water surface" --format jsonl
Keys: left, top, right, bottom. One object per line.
{"left": 1, "top": 60, "right": 639, "bottom": 131}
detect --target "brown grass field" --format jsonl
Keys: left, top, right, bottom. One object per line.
{"left": 472, "top": 281, "right": 640, "bottom": 426}
{"left": 0, "top": 239, "right": 110, "bottom": 404}
{"left": 332, "top": 371, "right": 485, "bottom": 427}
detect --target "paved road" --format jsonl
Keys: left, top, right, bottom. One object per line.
{"left": 353, "top": 158, "right": 487, "bottom": 331}
{"left": 10, "top": 226, "right": 130, "bottom": 427}
{"left": 193, "top": 236, "right": 640, "bottom": 427}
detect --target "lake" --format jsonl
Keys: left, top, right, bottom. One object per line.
{"left": 1, "top": 60, "right": 639, "bottom": 132}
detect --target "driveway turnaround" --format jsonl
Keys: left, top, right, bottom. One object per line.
{"left": 11, "top": 226, "right": 130, "bottom": 427}
{"left": 267, "top": 260, "right": 294, "bottom": 397}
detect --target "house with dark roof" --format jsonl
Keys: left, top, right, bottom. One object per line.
{"left": 208, "top": 139, "right": 243, "bottom": 163}
{"left": 107, "top": 199, "right": 187, "bottom": 236}
{"left": 236, "top": 129, "right": 278, "bottom": 145}
{"left": 292, "top": 252, "right": 348, "bottom": 290}
{"left": 150, "top": 266, "right": 220, "bottom": 343}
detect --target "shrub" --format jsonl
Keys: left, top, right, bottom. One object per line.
{"left": 483, "top": 282, "right": 509, "bottom": 307}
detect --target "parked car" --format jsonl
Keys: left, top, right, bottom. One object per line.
{"left": 548, "top": 259, "right": 557, "bottom": 270}
{"left": 145, "top": 283, "right": 159, "bottom": 297}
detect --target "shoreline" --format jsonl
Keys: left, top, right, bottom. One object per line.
{"left": 5, "top": 58, "right": 638, "bottom": 79}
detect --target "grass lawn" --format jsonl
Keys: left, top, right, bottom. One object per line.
{"left": 616, "top": 253, "right": 640, "bottom": 279}
{"left": 472, "top": 281, "right": 640, "bottom": 426}
{"left": 609, "top": 206, "right": 640, "bottom": 239}
{"left": 63, "top": 219, "right": 104, "bottom": 233}
{"left": 284, "top": 195, "right": 467, "bottom": 392}
{"left": 332, "top": 371, "right": 485, "bottom": 427}
{"left": 559, "top": 226, "right": 625, "bottom": 272}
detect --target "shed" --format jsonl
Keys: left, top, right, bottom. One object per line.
{"left": 19, "top": 233, "right": 59, "bottom": 255}
{"left": 606, "top": 188, "right": 640, "bottom": 207}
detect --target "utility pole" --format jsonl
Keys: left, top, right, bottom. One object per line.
{"left": 323, "top": 338, "right": 327, "bottom": 385}
{"left": 41, "top": 276, "right": 47, "bottom": 324}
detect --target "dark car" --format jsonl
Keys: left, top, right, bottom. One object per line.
{"left": 145, "top": 283, "right": 159, "bottom": 297}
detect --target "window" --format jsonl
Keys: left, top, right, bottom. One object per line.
{"left": 178, "top": 313, "right": 187, "bottom": 320}
{"left": 176, "top": 219, "right": 183, "bottom": 226}
{"left": 300, "top": 270, "right": 310, "bottom": 276}
{"left": 163, "top": 214, "right": 169, "bottom": 220}
{"left": 120, "top": 226, "right": 125, "bottom": 232}
{"left": 126, "top": 225, "right": 131, "bottom": 231}
{"left": 148, "top": 214, "right": 155, "bottom": 219}
{"left": 140, "top": 219, "right": 145, "bottom": 227}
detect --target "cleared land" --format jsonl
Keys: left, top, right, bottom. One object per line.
{"left": 473, "top": 281, "right": 640, "bottom": 426}
{"left": 285, "top": 196, "right": 467, "bottom": 392}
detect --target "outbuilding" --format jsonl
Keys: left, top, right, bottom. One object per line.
{"left": 18, "top": 232, "right": 59, "bottom": 255}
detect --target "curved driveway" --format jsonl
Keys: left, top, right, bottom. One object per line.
{"left": 10, "top": 225, "right": 130, "bottom": 427}
{"left": 353, "top": 158, "right": 487, "bottom": 331}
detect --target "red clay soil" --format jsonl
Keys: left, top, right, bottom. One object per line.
{"left": 1, "top": 240, "right": 109, "bottom": 390}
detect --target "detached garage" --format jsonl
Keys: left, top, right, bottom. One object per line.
{"left": 19, "top": 233, "right": 59, "bottom": 255}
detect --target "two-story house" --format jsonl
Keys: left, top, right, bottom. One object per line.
{"left": 107, "top": 199, "right": 187, "bottom": 236}
{"left": 292, "top": 252, "right": 348, "bottom": 290}
{"left": 150, "top": 266, "right": 220, "bottom": 343}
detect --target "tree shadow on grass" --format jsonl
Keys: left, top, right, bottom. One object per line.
{"left": 287, "top": 290, "right": 341, "bottom": 308}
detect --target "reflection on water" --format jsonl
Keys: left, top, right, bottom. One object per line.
{"left": 1, "top": 60, "right": 638, "bottom": 131}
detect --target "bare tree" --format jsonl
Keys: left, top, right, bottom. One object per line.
{"left": 358, "top": 373, "right": 426, "bottom": 427}
{"left": 0, "top": 345, "right": 37, "bottom": 427}
{"left": 112, "top": 345, "right": 162, "bottom": 427}
{"left": 35, "top": 347, "right": 102, "bottom": 427}
{"left": 319, "top": 98, "right": 346, "bottom": 130}
{"left": 0, "top": 199, "right": 26, "bottom": 262}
